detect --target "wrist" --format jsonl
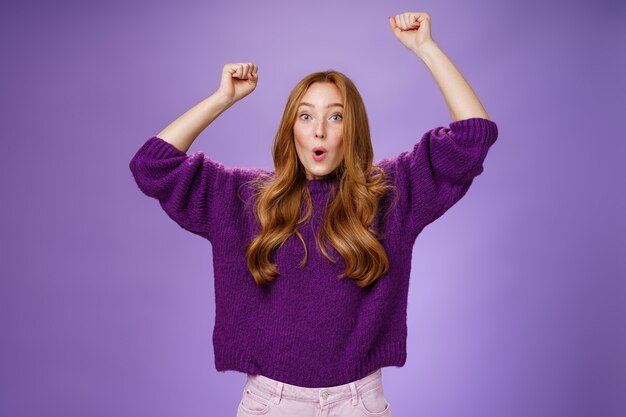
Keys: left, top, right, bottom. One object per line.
{"left": 411, "top": 40, "right": 439, "bottom": 60}
{"left": 212, "top": 90, "right": 237, "bottom": 107}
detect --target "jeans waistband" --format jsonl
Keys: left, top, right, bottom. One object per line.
{"left": 245, "top": 368, "right": 383, "bottom": 405}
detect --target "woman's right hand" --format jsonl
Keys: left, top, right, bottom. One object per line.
{"left": 215, "top": 62, "right": 258, "bottom": 104}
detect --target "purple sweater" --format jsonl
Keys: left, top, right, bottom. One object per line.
{"left": 129, "top": 117, "right": 498, "bottom": 388}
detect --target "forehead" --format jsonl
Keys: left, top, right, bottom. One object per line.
{"left": 299, "top": 82, "right": 343, "bottom": 106}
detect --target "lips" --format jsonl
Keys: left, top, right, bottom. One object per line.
{"left": 312, "top": 146, "right": 327, "bottom": 161}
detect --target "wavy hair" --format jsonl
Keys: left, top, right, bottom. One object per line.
{"left": 244, "top": 70, "right": 398, "bottom": 288}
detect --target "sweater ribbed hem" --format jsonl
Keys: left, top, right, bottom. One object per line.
{"left": 141, "top": 136, "right": 187, "bottom": 158}
{"left": 213, "top": 337, "right": 407, "bottom": 388}
{"left": 448, "top": 117, "right": 498, "bottom": 146}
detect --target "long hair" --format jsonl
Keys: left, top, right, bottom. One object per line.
{"left": 244, "top": 70, "right": 398, "bottom": 288}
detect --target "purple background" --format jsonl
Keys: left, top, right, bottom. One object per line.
{"left": 2, "top": 0, "right": 625, "bottom": 416}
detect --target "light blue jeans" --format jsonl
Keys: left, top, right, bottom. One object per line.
{"left": 236, "top": 368, "right": 392, "bottom": 417}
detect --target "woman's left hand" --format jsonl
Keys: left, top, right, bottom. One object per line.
{"left": 388, "top": 12, "right": 434, "bottom": 53}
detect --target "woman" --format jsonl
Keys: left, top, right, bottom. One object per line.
{"left": 129, "top": 11, "right": 498, "bottom": 417}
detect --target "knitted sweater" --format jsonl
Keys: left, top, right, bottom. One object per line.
{"left": 129, "top": 117, "right": 498, "bottom": 388}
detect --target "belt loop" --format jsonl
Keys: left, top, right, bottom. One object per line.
{"left": 349, "top": 382, "right": 358, "bottom": 406}
{"left": 272, "top": 381, "right": 284, "bottom": 404}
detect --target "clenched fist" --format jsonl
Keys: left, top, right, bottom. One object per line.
{"left": 216, "top": 62, "right": 259, "bottom": 103}
{"left": 388, "top": 12, "right": 434, "bottom": 53}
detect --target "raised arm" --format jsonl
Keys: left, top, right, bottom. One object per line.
{"left": 389, "top": 12, "right": 490, "bottom": 121}
{"left": 129, "top": 63, "right": 264, "bottom": 241}
{"left": 157, "top": 62, "right": 259, "bottom": 152}
{"left": 384, "top": 13, "right": 498, "bottom": 236}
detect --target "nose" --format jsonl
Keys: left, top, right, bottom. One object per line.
{"left": 315, "top": 121, "right": 326, "bottom": 138}
{"left": 315, "top": 120, "right": 326, "bottom": 138}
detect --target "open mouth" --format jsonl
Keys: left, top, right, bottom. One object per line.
{"left": 312, "top": 149, "right": 327, "bottom": 161}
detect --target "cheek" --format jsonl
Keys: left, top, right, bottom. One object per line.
{"left": 292, "top": 130, "right": 304, "bottom": 149}
{"left": 294, "top": 124, "right": 311, "bottom": 140}
{"left": 336, "top": 143, "right": 345, "bottom": 163}
{"left": 293, "top": 140, "right": 308, "bottom": 164}
{"left": 334, "top": 137, "right": 344, "bottom": 154}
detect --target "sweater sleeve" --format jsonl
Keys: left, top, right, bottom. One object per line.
{"left": 377, "top": 117, "right": 498, "bottom": 236}
{"left": 129, "top": 136, "right": 266, "bottom": 242}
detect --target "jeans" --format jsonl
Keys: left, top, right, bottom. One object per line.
{"left": 236, "top": 368, "right": 392, "bottom": 417}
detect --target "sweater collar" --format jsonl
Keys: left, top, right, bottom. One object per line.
{"left": 307, "top": 175, "right": 339, "bottom": 193}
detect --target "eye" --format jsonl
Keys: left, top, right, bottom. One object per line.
{"left": 298, "top": 113, "right": 343, "bottom": 121}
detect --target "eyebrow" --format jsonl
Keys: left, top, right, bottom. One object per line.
{"left": 298, "top": 102, "right": 344, "bottom": 109}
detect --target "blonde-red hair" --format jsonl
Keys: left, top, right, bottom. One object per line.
{"left": 245, "top": 70, "right": 397, "bottom": 288}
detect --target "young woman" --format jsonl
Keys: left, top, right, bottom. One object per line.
{"left": 129, "top": 11, "right": 498, "bottom": 417}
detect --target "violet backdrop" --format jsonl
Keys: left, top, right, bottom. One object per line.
{"left": 1, "top": 0, "right": 624, "bottom": 416}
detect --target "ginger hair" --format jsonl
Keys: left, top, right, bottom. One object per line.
{"left": 244, "top": 70, "right": 398, "bottom": 288}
